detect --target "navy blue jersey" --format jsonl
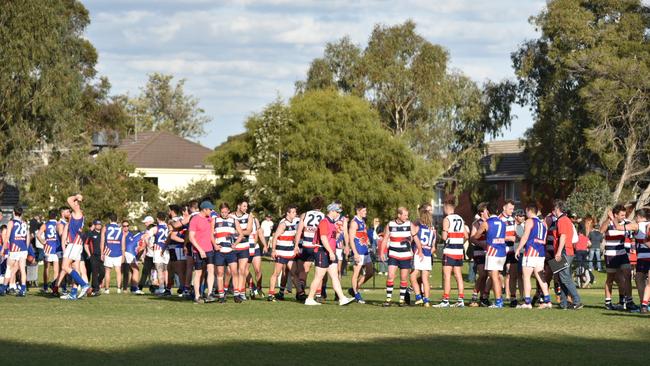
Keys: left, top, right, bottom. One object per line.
{"left": 9, "top": 218, "right": 28, "bottom": 251}
{"left": 103, "top": 223, "right": 123, "bottom": 257}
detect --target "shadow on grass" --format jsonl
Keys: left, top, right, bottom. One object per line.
{"left": 1, "top": 332, "right": 649, "bottom": 366}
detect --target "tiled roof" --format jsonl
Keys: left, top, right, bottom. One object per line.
{"left": 117, "top": 131, "right": 213, "bottom": 169}
{"left": 481, "top": 139, "right": 528, "bottom": 180}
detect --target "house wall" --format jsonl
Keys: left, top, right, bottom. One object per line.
{"left": 135, "top": 168, "right": 218, "bottom": 192}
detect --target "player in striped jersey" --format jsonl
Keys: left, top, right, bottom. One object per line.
{"left": 632, "top": 209, "right": 650, "bottom": 313}
{"left": 514, "top": 204, "right": 552, "bottom": 309}
{"left": 347, "top": 203, "right": 374, "bottom": 304}
{"left": 0, "top": 207, "right": 29, "bottom": 297}
{"left": 56, "top": 195, "right": 91, "bottom": 299}
{"left": 213, "top": 202, "right": 244, "bottom": 303}
{"left": 380, "top": 207, "right": 417, "bottom": 307}
{"left": 36, "top": 209, "right": 62, "bottom": 294}
{"left": 434, "top": 200, "right": 468, "bottom": 308}
{"left": 247, "top": 214, "right": 267, "bottom": 298}
{"left": 233, "top": 199, "right": 253, "bottom": 301}
{"left": 469, "top": 202, "right": 490, "bottom": 307}
{"left": 499, "top": 200, "right": 520, "bottom": 307}
{"left": 410, "top": 204, "right": 436, "bottom": 307}
{"left": 151, "top": 213, "right": 171, "bottom": 296}
{"left": 100, "top": 213, "right": 125, "bottom": 294}
{"left": 268, "top": 205, "right": 300, "bottom": 302}
{"left": 601, "top": 204, "right": 635, "bottom": 311}
{"left": 295, "top": 196, "right": 325, "bottom": 302}
{"left": 472, "top": 205, "right": 506, "bottom": 308}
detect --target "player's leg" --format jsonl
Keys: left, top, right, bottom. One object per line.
{"left": 452, "top": 265, "right": 464, "bottom": 307}
{"left": 114, "top": 261, "right": 123, "bottom": 293}
{"left": 104, "top": 261, "right": 112, "bottom": 292}
{"left": 305, "top": 266, "right": 327, "bottom": 304}
{"left": 325, "top": 262, "right": 353, "bottom": 305}
{"left": 252, "top": 254, "right": 263, "bottom": 296}
{"left": 437, "top": 265, "right": 452, "bottom": 307}
{"left": 520, "top": 266, "right": 533, "bottom": 308}
{"left": 268, "top": 261, "right": 283, "bottom": 301}
{"left": 508, "top": 262, "right": 519, "bottom": 306}
{"left": 237, "top": 255, "right": 249, "bottom": 300}
{"left": 532, "top": 266, "right": 551, "bottom": 308}
{"left": 384, "top": 263, "right": 398, "bottom": 306}
{"left": 398, "top": 267, "right": 410, "bottom": 306}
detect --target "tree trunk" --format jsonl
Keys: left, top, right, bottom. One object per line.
{"left": 635, "top": 183, "right": 650, "bottom": 211}
{"left": 600, "top": 144, "right": 635, "bottom": 223}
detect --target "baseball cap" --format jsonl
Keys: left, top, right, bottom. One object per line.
{"left": 200, "top": 200, "right": 215, "bottom": 210}
{"left": 327, "top": 202, "right": 343, "bottom": 213}
{"left": 142, "top": 216, "right": 154, "bottom": 224}
{"left": 93, "top": 219, "right": 102, "bottom": 225}
{"left": 514, "top": 209, "right": 525, "bottom": 217}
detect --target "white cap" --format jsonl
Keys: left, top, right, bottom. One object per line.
{"left": 142, "top": 216, "right": 154, "bottom": 224}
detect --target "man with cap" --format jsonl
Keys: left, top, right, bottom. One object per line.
{"left": 84, "top": 219, "right": 103, "bottom": 296}
{"left": 304, "top": 202, "right": 354, "bottom": 306}
{"left": 189, "top": 200, "right": 217, "bottom": 304}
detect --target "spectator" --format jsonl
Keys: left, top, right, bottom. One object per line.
{"left": 575, "top": 228, "right": 590, "bottom": 274}
{"left": 587, "top": 220, "right": 604, "bottom": 272}
{"left": 260, "top": 215, "right": 274, "bottom": 255}
{"left": 84, "top": 219, "right": 103, "bottom": 296}
{"left": 552, "top": 200, "right": 583, "bottom": 309}
{"left": 371, "top": 218, "right": 386, "bottom": 275}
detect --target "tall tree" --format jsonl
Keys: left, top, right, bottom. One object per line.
{"left": 513, "top": 0, "right": 650, "bottom": 211}
{"left": 128, "top": 73, "right": 211, "bottom": 140}
{"left": 0, "top": 0, "right": 98, "bottom": 187}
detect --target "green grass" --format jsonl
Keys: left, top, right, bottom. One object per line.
{"left": 1, "top": 260, "right": 647, "bottom": 366}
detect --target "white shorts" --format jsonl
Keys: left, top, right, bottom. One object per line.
{"left": 522, "top": 256, "right": 544, "bottom": 269}
{"left": 173, "top": 247, "right": 186, "bottom": 261}
{"left": 104, "top": 256, "right": 123, "bottom": 268}
{"left": 355, "top": 254, "right": 372, "bottom": 266}
{"left": 413, "top": 255, "right": 433, "bottom": 271}
{"left": 485, "top": 255, "right": 506, "bottom": 271}
{"left": 124, "top": 252, "right": 137, "bottom": 264}
{"left": 63, "top": 244, "right": 83, "bottom": 261}
{"left": 9, "top": 251, "right": 27, "bottom": 261}
{"left": 45, "top": 252, "right": 62, "bottom": 263}
{"left": 153, "top": 249, "right": 170, "bottom": 265}
{"left": 336, "top": 248, "right": 343, "bottom": 261}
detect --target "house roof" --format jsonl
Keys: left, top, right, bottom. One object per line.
{"left": 117, "top": 131, "right": 213, "bottom": 169}
{"left": 481, "top": 139, "right": 528, "bottom": 181}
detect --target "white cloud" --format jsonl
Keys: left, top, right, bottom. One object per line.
{"left": 85, "top": 0, "right": 545, "bottom": 147}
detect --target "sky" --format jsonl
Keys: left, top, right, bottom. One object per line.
{"left": 84, "top": 0, "right": 546, "bottom": 149}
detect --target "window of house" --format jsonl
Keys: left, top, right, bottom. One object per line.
{"left": 505, "top": 181, "right": 521, "bottom": 204}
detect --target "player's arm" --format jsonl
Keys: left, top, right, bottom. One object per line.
{"left": 610, "top": 221, "right": 639, "bottom": 232}
{"left": 348, "top": 219, "right": 360, "bottom": 258}
{"left": 3, "top": 221, "right": 13, "bottom": 247}
{"left": 67, "top": 194, "right": 83, "bottom": 217}
{"left": 515, "top": 219, "right": 533, "bottom": 258}
{"left": 471, "top": 222, "right": 488, "bottom": 250}
{"left": 233, "top": 219, "right": 244, "bottom": 245}
{"left": 294, "top": 213, "right": 306, "bottom": 247}
{"left": 270, "top": 221, "right": 286, "bottom": 258}
{"left": 36, "top": 223, "right": 46, "bottom": 246}
{"left": 411, "top": 223, "right": 423, "bottom": 258}
{"left": 188, "top": 226, "right": 205, "bottom": 258}
{"left": 441, "top": 217, "right": 450, "bottom": 242}
{"left": 256, "top": 218, "right": 268, "bottom": 251}
{"left": 342, "top": 217, "right": 350, "bottom": 249}
{"left": 121, "top": 230, "right": 126, "bottom": 261}
{"left": 599, "top": 213, "right": 611, "bottom": 234}
{"left": 83, "top": 233, "right": 91, "bottom": 257}
{"left": 100, "top": 226, "right": 106, "bottom": 260}
{"left": 240, "top": 214, "right": 253, "bottom": 237}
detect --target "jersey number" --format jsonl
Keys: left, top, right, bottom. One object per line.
{"left": 536, "top": 222, "right": 545, "bottom": 240}
{"left": 306, "top": 214, "right": 320, "bottom": 227}
{"left": 494, "top": 221, "right": 503, "bottom": 237}
{"left": 107, "top": 227, "right": 121, "bottom": 241}
{"left": 419, "top": 228, "right": 432, "bottom": 247}
{"left": 452, "top": 219, "right": 462, "bottom": 232}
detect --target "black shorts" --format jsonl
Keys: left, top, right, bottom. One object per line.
{"left": 193, "top": 250, "right": 216, "bottom": 270}
{"left": 442, "top": 255, "right": 463, "bottom": 267}
{"left": 216, "top": 251, "right": 238, "bottom": 266}
{"left": 299, "top": 247, "right": 317, "bottom": 262}
{"left": 388, "top": 257, "right": 412, "bottom": 270}
{"left": 248, "top": 248, "right": 261, "bottom": 263}
{"left": 506, "top": 251, "right": 518, "bottom": 264}
{"left": 636, "top": 260, "right": 650, "bottom": 272}
{"left": 605, "top": 254, "right": 630, "bottom": 270}
{"left": 315, "top": 250, "right": 337, "bottom": 269}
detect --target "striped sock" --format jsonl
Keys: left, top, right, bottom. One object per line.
{"left": 399, "top": 281, "right": 407, "bottom": 302}
{"left": 386, "top": 280, "right": 394, "bottom": 300}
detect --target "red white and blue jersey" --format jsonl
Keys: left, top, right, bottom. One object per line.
{"left": 387, "top": 220, "right": 413, "bottom": 260}
{"left": 301, "top": 210, "right": 324, "bottom": 249}
{"left": 472, "top": 219, "right": 486, "bottom": 257}
{"left": 168, "top": 216, "right": 184, "bottom": 248}
{"left": 154, "top": 223, "right": 169, "bottom": 251}
{"left": 443, "top": 214, "right": 465, "bottom": 260}
{"left": 499, "top": 213, "right": 516, "bottom": 253}
{"left": 524, "top": 216, "right": 546, "bottom": 257}
{"left": 486, "top": 215, "right": 506, "bottom": 257}
{"left": 103, "top": 222, "right": 123, "bottom": 257}
{"left": 604, "top": 221, "right": 627, "bottom": 258}
{"left": 67, "top": 215, "right": 85, "bottom": 245}
{"left": 233, "top": 213, "right": 250, "bottom": 251}
{"left": 415, "top": 223, "right": 434, "bottom": 257}
{"left": 276, "top": 217, "right": 299, "bottom": 259}
{"left": 125, "top": 231, "right": 144, "bottom": 255}
{"left": 635, "top": 221, "right": 649, "bottom": 262}
{"left": 353, "top": 216, "right": 369, "bottom": 255}
{"left": 335, "top": 216, "right": 346, "bottom": 249}
{"left": 9, "top": 218, "right": 28, "bottom": 252}
{"left": 214, "top": 215, "right": 236, "bottom": 253}
{"left": 44, "top": 219, "right": 61, "bottom": 254}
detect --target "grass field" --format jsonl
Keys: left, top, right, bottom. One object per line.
{"left": 1, "top": 260, "right": 647, "bottom": 366}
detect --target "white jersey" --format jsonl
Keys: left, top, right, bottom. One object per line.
{"left": 387, "top": 220, "right": 412, "bottom": 260}
{"left": 443, "top": 214, "right": 465, "bottom": 260}
{"left": 301, "top": 210, "right": 324, "bottom": 249}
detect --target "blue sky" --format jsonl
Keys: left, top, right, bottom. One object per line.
{"left": 84, "top": 0, "right": 546, "bottom": 148}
